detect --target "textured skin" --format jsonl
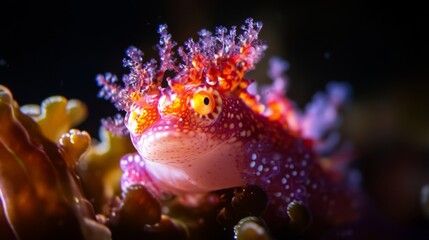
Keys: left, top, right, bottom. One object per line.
{"left": 98, "top": 19, "right": 361, "bottom": 225}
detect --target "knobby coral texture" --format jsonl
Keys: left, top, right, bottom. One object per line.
{"left": 0, "top": 86, "right": 111, "bottom": 240}
{"left": 1, "top": 19, "right": 366, "bottom": 240}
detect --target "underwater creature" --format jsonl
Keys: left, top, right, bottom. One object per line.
{"left": 97, "top": 18, "right": 362, "bottom": 227}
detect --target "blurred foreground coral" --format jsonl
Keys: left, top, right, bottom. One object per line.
{"left": 0, "top": 85, "right": 110, "bottom": 240}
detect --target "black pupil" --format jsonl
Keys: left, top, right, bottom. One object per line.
{"left": 203, "top": 97, "right": 210, "bottom": 105}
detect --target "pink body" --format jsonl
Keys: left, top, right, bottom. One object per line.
{"left": 98, "top": 19, "right": 361, "bottom": 224}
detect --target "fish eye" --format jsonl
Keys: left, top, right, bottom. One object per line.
{"left": 203, "top": 97, "right": 210, "bottom": 105}
{"left": 192, "top": 90, "right": 215, "bottom": 115}
{"left": 191, "top": 87, "right": 222, "bottom": 119}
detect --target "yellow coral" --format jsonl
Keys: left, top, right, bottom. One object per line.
{"left": 59, "top": 129, "right": 91, "bottom": 168}
{"left": 20, "top": 96, "right": 87, "bottom": 142}
{"left": 78, "top": 127, "right": 135, "bottom": 212}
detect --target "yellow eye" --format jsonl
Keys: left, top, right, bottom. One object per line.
{"left": 192, "top": 90, "right": 215, "bottom": 115}
{"left": 191, "top": 87, "right": 222, "bottom": 119}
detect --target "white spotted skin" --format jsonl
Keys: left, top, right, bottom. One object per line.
{"left": 123, "top": 88, "right": 362, "bottom": 225}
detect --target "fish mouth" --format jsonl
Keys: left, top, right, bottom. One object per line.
{"left": 130, "top": 127, "right": 246, "bottom": 192}
{"left": 131, "top": 127, "right": 218, "bottom": 164}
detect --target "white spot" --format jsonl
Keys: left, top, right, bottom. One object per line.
{"left": 251, "top": 153, "right": 257, "bottom": 160}
{"left": 281, "top": 178, "right": 287, "bottom": 184}
{"left": 238, "top": 122, "right": 243, "bottom": 128}
{"left": 275, "top": 192, "right": 282, "bottom": 197}
{"left": 240, "top": 130, "right": 246, "bottom": 137}
{"left": 257, "top": 165, "right": 263, "bottom": 172}
{"left": 229, "top": 123, "right": 235, "bottom": 129}
{"left": 292, "top": 171, "right": 297, "bottom": 176}
{"left": 250, "top": 161, "right": 256, "bottom": 168}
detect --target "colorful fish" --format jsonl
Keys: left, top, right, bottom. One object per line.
{"left": 97, "top": 18, "right": 362, "bottom": 228}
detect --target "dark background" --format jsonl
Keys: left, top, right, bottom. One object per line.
{"left": 1, "top": 0, "right": 429, "bottom": 236}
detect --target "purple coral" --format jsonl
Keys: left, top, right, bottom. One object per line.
{"left": 301, "top": 82, "right": 351, "bottom": 154}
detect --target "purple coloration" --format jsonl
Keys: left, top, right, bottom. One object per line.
{"left": 120, "top": 153, "right": 161, "bottom": 196}
{"left": 100, "top": 114, "right": 129, "bottom": 136}
{"left": 99, "top": 19, "right": 363, "bottom": 228}
{"left": 301, "top": 82, "right": 351, "bottom": 154}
